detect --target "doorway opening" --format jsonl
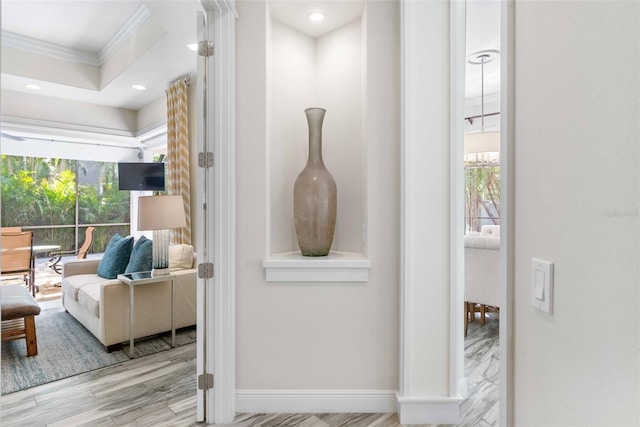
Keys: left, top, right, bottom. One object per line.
{"left": 459, "top": 0, "right": 511, "bottom": 425}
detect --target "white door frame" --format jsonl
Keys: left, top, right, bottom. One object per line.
{"left": 197, "top": 0, "right": 237, "bottom": 424}
{"left": 499, "top": 0, "right": 515, "bottom": 424}
{"left": 398, "top": 1, "right": 465, "bottom": 423}
{"left": 398, "top": 0, "right": 514, "bottom": 425}
{"left": 195, "top": 9, "right": 208, "bottom": 421}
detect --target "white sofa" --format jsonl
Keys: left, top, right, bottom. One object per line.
{"left": 465, "top": 225, "right": 500, "bottom": 334}
{"left": 61, "top": 245, "right": 197, "bottom": 350}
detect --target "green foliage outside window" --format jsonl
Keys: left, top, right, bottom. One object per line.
{"left": 1, "top": 155, "right": 130, "bottom": 253}
{"left": 465, "top": 165, "right": 500, "bottom": 233}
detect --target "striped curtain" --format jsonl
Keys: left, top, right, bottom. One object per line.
{"left": 166, "top": 78, "right": 191, "bottom": 245}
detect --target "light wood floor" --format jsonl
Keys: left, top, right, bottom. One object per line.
{"left": 0, "top": 314, "right": 498, "bottom": 427}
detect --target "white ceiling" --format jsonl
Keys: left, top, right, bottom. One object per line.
{"left": 2, "top": 1, "right": 141, "bottom": 53}
{"left": 1, "top": 0, "right": 203, "bottom": 111}
{"left": 269, "top": 0, "right": 365, "bottom": 38}
{"left": 466, "top": 0, "right": 501, "bottom": 100}
{"left": 1, "top": 0, "right": 499, "bottom": 114}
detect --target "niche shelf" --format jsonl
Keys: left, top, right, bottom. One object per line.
{"left": 263, "top": 251, "right": 370, "bottom": 282}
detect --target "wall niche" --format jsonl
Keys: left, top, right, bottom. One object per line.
{"left": 264, "top": 6, "right": 370, "bottom": 282}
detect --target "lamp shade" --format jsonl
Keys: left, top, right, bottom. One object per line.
{"left": 464, "top": 131, "right": 500, "bottom": 165}
{"left": 464, "top": 131, "right": 500, "bottom": 154}
{"left": 137, "top": 195, "right": 187, "bottom": 231}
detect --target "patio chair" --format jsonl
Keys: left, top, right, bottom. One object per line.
{"left": 47, "top": 226, "right": 96, "bottom": 274}
{"left": 1, "top": 231, "right": 35, "bottom": 296}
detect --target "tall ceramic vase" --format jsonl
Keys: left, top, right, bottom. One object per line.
{"left": 294, "top": 107, "right": 337, "bottom": 256}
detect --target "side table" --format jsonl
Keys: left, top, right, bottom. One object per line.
{"left": 117, "top": 271, "right": 175, "bottom": 358}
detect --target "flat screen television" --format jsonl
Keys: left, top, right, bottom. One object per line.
{"left": 118, "top": 162, "right": 165, "bottom": 191}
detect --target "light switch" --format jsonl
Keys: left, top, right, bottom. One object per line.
{"left": 531, "top": 259, "right": 553, "bottom": 313}
{"left": 534, "top": 270, "right": 545, "bottom": 300}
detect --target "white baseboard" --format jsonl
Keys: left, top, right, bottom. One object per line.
{"left": 396, "top": 393, "right": 463, "bottom": 425}
{"left": 236, "top": 389, "right": 397, "bottom": 414}
{"left": 459, "top": 377, "right": 468, "bottom": 398}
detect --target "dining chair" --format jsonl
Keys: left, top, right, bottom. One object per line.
{"left": 1, "top": 227, "right": 22, "bottom": 233}
{"left": 47, "top": 226, "right": 96, "bottom": 274}
{"left": 1, "top": 231, "right": 35, "bottom": 296}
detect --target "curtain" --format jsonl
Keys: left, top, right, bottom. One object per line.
{"left": 166, "top": 78, "right": 191, "bottom": 245}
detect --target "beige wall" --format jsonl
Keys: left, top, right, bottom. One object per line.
{"left": 137, "top": 95, "right": 167, "bottom": 134}
{"left": 236, "top": 0, "right": 400, "bottom": 390}
{"left": 2, "top": 46, "right": 99, "bottom": 90}
{"left": 514, "top": 1, "right": 640, "bottom": 425}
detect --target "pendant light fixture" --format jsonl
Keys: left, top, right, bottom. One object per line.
{"left": 465, "top": 49, "right": 500, "bottom": 166}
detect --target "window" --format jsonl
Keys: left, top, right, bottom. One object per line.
{"left": 1, "top": 155, "right": 130, "bottom": 255}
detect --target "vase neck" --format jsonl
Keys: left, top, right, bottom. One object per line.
{"left": 305, "top": 108, "right": 326, "bottom": 166}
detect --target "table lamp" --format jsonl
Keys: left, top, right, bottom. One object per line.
{"left": 137, "top": 195, "right": 187, "bottom": 276}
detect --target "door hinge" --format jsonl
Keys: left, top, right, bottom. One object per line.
{"left": 198, "top": 373, "right": 214, "bottom": 390}
{"left": 198, "top": 152, "right": 214, "bottom": 168}
{"left": 198, "top": 40, "right": 214, "bottom": 57}
{"left": 198, "top": 262, "right": 214, "bottom": 279}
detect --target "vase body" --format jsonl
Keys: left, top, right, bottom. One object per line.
{"left": 294, "top": 108, "right": 337, "bottom": 256}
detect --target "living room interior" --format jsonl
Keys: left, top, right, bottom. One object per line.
{"left": 0, "top": 0, "right": 204, "bottom": 404}
{"left": 1, "top": 1, "right": 639, "bottom": 426}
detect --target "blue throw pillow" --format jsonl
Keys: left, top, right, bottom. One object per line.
{"left": 97, "top": 234, "right": 134, "bottom": 279}
{"left": 124, "top": 235, "right": 153, "bottom": 274}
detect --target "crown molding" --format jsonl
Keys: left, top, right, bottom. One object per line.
{"left": 1, "top": 3, "right": 151, "bottom": 68}
{"left": 137, "top": 123, "right": 167, "bottom": 148}
{"left": 1, "top": 116, "right": 141, "bottom": 148}
{"left": 97, "top": 3, "right": 151, "bottom": 66}
{"left": 1, "top": 30, "right": 98, "bottom": 66}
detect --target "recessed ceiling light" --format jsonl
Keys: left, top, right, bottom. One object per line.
{"left": 309, "top": 12, "right": 325, "bottom": 22}
{"left": 132, "top": 84, "right": 147, "bottom": 91}
{"left": 187, "top": 43, "right": 198, "bottom": 52}
{"left": 24, "top": 84, "right": 41, "bottom": 90}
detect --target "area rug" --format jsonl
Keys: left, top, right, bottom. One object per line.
{"left": 1, "top": 307, "right": 196, "bottom": 394}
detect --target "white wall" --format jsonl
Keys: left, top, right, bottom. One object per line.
{"left": 514, "top": 1, "right": 640, "bottom": 425}
{"left": 236, "top": 0, "right": 399, "bottom": 401}
{"left": 269, "top": 21, "right": 316, "bottom": 252}
{"left": 400, "top": 0, "right": 451, "bottom": 398}
{"left": 137, "top": 95, "right": 167, "bottom": 134}
{"left": 1, "top": 89, "right": 137, "bottom": 133}
{"left": 316, "top": 19, "right": 364, "bottom": 252}
{"left": 1, "top": 46, "right": 100, "bottom": 90}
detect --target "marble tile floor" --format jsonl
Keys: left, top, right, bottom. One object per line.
{"left": 459, "top": 313, "right": 499, "bottom": 426}
{"left": 0, "top": 314, "right": 499, "bottom": 427}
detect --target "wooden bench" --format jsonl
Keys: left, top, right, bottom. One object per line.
{"left": 1, "top": 285, "right": 41, "bottom": 356}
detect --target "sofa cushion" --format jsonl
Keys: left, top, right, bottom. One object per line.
{"left": 97, "top": 234, "right": 134, "bottom": 279}
{"left": 465, "top": 235, "right": 500, "bottom": 250}
{"left": 78, "top": 283, "right": 101, "bottom": 318}
{"left": 63, "top": 274, "right": 104, "bottom": 302}
{"left": 1, "top": 285, "right": 41, "bottom": 320}
{"left": 480, "top": 225, "right": 500, "bottom": 238}
{"left": 169, "top": 244, "right": 194, "bottom": 270}
{"left": 125, "top": 235, "right": 153, "bottom": 274}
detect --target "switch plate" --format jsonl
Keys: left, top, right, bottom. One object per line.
{"left": 531, "top": 258, "right": 554, "bottom": 314}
